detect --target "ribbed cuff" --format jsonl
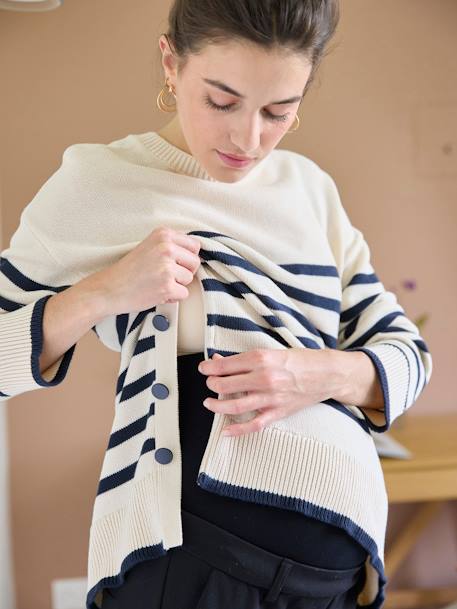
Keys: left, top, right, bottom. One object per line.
{"left": 345, "top": 343, "right": 411, "bottom": 432}
{"left": 0, "top": 295, "right": 76, "bottom": 399}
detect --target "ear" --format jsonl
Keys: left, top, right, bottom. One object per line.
{"left": 158, "top": 34, "right": 178, "bottom": 83}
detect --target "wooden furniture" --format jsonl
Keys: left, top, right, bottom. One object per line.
{"left": 381, "top": 413, "right": 457, "bottom": 609}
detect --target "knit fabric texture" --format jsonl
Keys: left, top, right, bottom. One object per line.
{"left": 0, "top": 131, "right": 433, "bottom": 609}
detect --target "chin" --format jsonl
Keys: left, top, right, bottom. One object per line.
{"left": 213, "top": 171, "right": 250, "bottom": 184}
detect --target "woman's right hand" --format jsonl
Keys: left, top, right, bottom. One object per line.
{"left": 93, "top": 226, "right": 202, "bottom": 316}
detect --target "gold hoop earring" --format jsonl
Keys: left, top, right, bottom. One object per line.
{"left": 157, "top": 77, "right": 177, "bottom": 113}
{"left": 287, "top": 114, "right": 300, "bottom": 133}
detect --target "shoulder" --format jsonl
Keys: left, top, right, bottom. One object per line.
{"left": 268, "top": 147, "right": 344, "bottom": 225}
{"left": 267, "top": 147, "right": 337, "bottom": 193}
{"left": 60, "top": 131, "right": 147, "bottom": 171}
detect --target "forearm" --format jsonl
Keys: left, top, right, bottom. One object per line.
{"left": 38, "top": 273, "right": 109, "bottom": 376}
{"left": 330, "top": 350, "right": 385, "bottom": 410}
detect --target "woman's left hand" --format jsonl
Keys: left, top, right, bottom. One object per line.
{"left": 198, "top": 348, "right": 346, "bottom": 437}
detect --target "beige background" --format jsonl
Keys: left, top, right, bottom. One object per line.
{"left": 0, "top": 1, "right": 456, "bottom": 608}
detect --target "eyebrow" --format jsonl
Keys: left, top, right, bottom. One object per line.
{"left": 202, "top": 78, "right": 303, "bottom": 105}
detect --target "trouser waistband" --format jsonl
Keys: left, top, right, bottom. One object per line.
{"left": 181, "top": 509, "right": 365, "bottom": 603}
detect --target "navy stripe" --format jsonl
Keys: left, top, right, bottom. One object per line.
{"left": 0, "top": 257, "right": 69, "bottom": 292}
{"left": 344, "top": 311, "right": 406, "bottom": 349}
{"left": 262, "top": 315, "right": 322, "bottom": 349}
{"left": 404, "top": 343, "right": 423, "bottom": 400}
{"left": 413, "top": 337, "right": 430, "bottom": 353}
{"left": 141, "top": 438, "right": 156, "bottom": 455}
{"left": 372, "top": 342, "right": 412, "bottom": 412}
{"left": 31, "top": 296, "right": 76, "bottom": 387}
{"left": 116, "top": 368, "right": 128, "bottom": 396}
{"left": 340, "top": 294, "right": 380, "bottom": 324}
{"left": 116, "top": 314, "right": 129, "bottom": 346}
{"left": 275, "top": 279, "right": 340, "bottom": 312}
{"left": 0, "top": 391, "right": 10, "bottom": 398}
{"left": 188, "top": 232, "right": 339, "bottom": 278}
{"left": 86, "top": 542, "right": 168, "bottom": 609}
{"left": 280, "top": 263, "right": 339, "bottom": 277}
{"left": 201, "top": 277, "right": 338, "bottom": 347}
{"left": 97, "top": 438, "right": 156, "bottom": 496}
{"left": 343, "top": 317, "right": 358, "bottom": 340}
{"left": 133, "top": 335, "right": 155, "bottom": 356}
{"left": 107, "top": 415, "right": 149, "bottom": 450}
{"left": 323, "top": 399, "right": 371, "bottom": 433}
{"left": 0, "top": 295, "right": 25, "bottom": 312}
{"left": 119, "top": 371, "right": 155, "bottom": 403}
{"left": 206, "top": 314, "right": 321, "bottom": 349}
{"left": 200, "top": 249, "right": 341, "bottom": 313}
{"left": 128, "top": 308, "right": 156, "bottom": 335}
{"left": 97, "top": 462, "right": 137, "bottom": 495}
{"left": 345, "top": 347, "right": 391, "bottom": 432}
{"left": 347, "top": 272, "right": 380, "bottom": 286}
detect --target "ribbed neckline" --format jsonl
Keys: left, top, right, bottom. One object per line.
{"left": 139, "top": 131, "right": 217, "bottom": 182}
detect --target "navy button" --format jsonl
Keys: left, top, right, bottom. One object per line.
{"left": 155, "top": 448, "right": 173, "bottom": 464}
{"left": 153, "top": 314, "right": 169, "bottom": 331}
{"left": 151, "top": 383, "right": 169, "bottom": 399}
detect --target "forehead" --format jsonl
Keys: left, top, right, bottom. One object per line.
{"left": 186, "top": 40, "right": 311, "bottom": 94}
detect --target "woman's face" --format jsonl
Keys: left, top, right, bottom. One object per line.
{"left": 159, "top": 36, "right": 312, "bottom": 183}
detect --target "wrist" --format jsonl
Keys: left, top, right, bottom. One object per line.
{"left": 71, "top": 272, "right": 112, "bottom": 325}
{"left": 326, "top": 348, "right": 360, "bottom": 404}
{"left": 329, "top": 349, "right": 385, "bottom": 410}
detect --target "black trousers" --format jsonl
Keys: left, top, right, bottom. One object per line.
{"left": 102, "top": 509, "right": 366, "bottom": 609}
{"left": 101, "top": 352, "right": 367, "bottom": 608}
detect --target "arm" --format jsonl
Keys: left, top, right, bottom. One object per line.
{"left": 329, "top": 349, "right": 387, "bottom": 427}
{"left": 0, "top": 221, "right": 107, "bottom": 402}
{"left": 38, "top": 273, "right": 109, "bottom": 376}
{"left": 323, "top": 174, "right": 433, "bottom": 432}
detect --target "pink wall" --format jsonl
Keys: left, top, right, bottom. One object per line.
{"left": 1, "top": 1, "right": 456, "bottom": 607}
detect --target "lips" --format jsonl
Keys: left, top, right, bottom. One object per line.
{"left": 219, "top": 151, "right": 255, "bottom": 161}
{"left": 216, "top": 150, "right": 255, "bottom": 169}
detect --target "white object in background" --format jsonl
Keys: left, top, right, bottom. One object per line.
{"left": 0, "top": 402, "right": 16, "bottom": 609}
{"left": 371, "top": 430, "right": 412, "bottom": 459}
{"left": 51, "top": 578, "right": 87, "bottom": 609}
{"left": 0, "top": 0, "right": 62, "bottom": 11}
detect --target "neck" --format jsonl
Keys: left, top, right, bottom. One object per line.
{"left": 157, "top": 116, "right": 192, "bottom": 156}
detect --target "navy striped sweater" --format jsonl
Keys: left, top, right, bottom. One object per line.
{"left": 0, "top": 131, "right": 432, "bottom": 609}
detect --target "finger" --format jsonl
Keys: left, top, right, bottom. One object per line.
{"left": 174, "top": 231, "right": 201, "bottom": 253}
{"left": 221, "top": 410, "right": 275, "bottom": 437}
{"left": 205, "top": 372, "right": 269, "bottom": 399}
{"left": 199, "top": 351, "right": 257, "bottom": 375}
{"left": 203, "top": 391, "right": 265, "bottom": 414}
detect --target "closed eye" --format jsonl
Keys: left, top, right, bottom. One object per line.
{"left": 204, "top": 95, "right": 289, "bottom": 123}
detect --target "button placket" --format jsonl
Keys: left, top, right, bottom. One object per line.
{"left": 152, "top": 311, "right": 173, "bottom": 464}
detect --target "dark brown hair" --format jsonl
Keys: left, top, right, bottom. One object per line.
{"left": 165, "top": 0, "right": 340, "bottom": 97}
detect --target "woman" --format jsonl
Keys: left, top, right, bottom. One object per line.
{"left": 0, "top": 1, "right": 432, "bottom": 608}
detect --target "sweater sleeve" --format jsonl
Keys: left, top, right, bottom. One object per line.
{"left": 0, "top": 212, "right": 80, "bottom": 404}
{"left": 323, "top": 173, "right": 433, "bottom": 433}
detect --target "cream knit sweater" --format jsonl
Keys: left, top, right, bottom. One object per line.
{"left": 0, "top": 131, "right": 433, "bottom": 608}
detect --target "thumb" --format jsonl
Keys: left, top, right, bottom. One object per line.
{"left": 212, "top": 353, "right": 224, "bottom": 359}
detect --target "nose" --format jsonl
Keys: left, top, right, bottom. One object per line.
{"left": 229, "top": 113, "right": 261, "bottom": 156}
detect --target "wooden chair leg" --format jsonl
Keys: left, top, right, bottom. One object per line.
{"left": 385, "top": 501, "right": 444, "bottom": 579}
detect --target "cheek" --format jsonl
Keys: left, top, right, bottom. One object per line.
{"left": 188, "top": 103, "right": 223, "bottom": 135}
{"left": 264, "top": 127, "right": 287, "bottom": 150}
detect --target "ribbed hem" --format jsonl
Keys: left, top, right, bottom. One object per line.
{"left": 0, "top": 295, "right": 76, "bottom": 398}
{"left": 86, "top": 471, "right": 183, "bottom": 609}
{"left": 198, "top": 420, "right": 387, "bottom": 608}
{"left": 138, "top": 132, "right": 217, "bottom": 182}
